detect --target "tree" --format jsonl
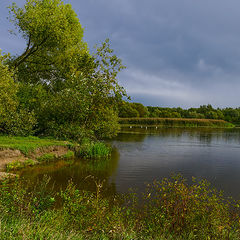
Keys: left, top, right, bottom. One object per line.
{"left": 9, "top": 0, "right": 90, "bottom": 90}
{"left": 132, "top": 103, "right": 149, "bottom": 117}
{"left": 0, "top": 52, "right": 36, "bottom": 135}
{"left": 6, "top": 0, "right": 127, "bottom": 140}
{"left": 0, "top": 53, "right": 17, "bottom": 121}
{"left": 118, "top": 101, "right": 139, "bottom": 118}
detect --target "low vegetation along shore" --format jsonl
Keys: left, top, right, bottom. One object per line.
{"left": 119, "top": 117, "right": 234, "bottom": 128}
{"left": 1, "top": 175, "right": 240, "bottom": 239}
{"left": 0, "top": 136, "right": 111, "bottom": 181}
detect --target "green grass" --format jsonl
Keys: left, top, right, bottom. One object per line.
{"left": 0, "top": 136, "right": 71, "bottom": 155}
{"left": 0, "top": 175, "right": 240, "bottom": 239}
{"left": 6, "top": 159, "right": 36, "bottom": 171}
{"left": 62, "top": 150, "right": 75, "bottom": 159}
{"left": 119, "top": 117, "right": 235, "bottom": 128}
{"left": 75, "top": 141, "right": 111, "bottom": 158}
{"left": 37, "top": 153, "right": 56, "bottom": 162}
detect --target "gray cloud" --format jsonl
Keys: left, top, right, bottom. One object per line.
{"left": 1, "top": 0, "right": 240, "bottom": 107}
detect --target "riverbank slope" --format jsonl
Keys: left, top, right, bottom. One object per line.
{"left": 0, "top": 136, "right": 76, "bottom": 180}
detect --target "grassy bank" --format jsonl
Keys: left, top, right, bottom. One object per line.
{"left": 119, "top": 117, "right": 234, "bottom": 128}
{"left": 0, "top": 175, "right": 240, "bottom": 239}
{"left": 0, "top": 136, "right": 74, "bottom": 155}
{"left": 0, "top": 136, "right": 111, "bottom": 176}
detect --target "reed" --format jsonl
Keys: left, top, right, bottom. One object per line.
{"left": 75, "top": 141, "right": 111, "bottom": 158}
{"left": 119, "top": 117, "right": 234, "bottom": 128}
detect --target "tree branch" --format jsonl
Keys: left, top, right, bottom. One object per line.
{"left": 13, "top": 36, "right": 49, "bottom": 69}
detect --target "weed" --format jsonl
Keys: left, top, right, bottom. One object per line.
{"left": 37, "top": 153, "right": 56, "bottom": 162}
{"left": 6, "top": 159, "right": 36, "bottom": 171}
{"left": 62, "top": 150, "right": 75, "bottom": 159}
{"left": 1, "top": 175, "right": 239, "bottom": 239}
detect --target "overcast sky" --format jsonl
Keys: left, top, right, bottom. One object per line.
{"left": 1, "top": 0, "right": 240, "bottom": 108}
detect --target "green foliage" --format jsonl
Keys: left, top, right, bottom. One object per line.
{"left": 0, "top": 176, "right": 55, "bottom": 217}
{"left": 6, "top": 159, "right": 36, "bottom": 171}
{"left": 0, "top": 52, "right": 36, "bottom": 136}
{"left": 119, "top": 117, "right": 234, "bottom": 128}
{"left": 37, "top": 153, "right": 56, "bottom": 162}
{"left": 9, "top": 0, "right": 88, "bottom": 88}
{"left": 0, "top": 53, "right": 17, "bottom": 116}
{"left": 76, "top": 141, "right": 111, "bottom": 158}
{"left": 132, "top": 103, "right": 149, "bottom": 117}
{"left": 1, "top": 0, "right": 127, "bottom": 141}
{"left": 145, "top": 105, "right": 240, "bottom": 124}
{"left": 0, "top": 176, "right": 240, "bottom": 239}
{"left": 119, "top": 103, "right": 240, "bottom": 125}
{"left": 119, "top": 101, "right": 149, "bottom": 118}
{"left": 119, "top": 101, "right": 140, "bottom": 118}
{"left": 138, "top": 176, "right": 237, "bottom": 238}
{"left": 62, "top": 150, "right": 75, "bottom": 159}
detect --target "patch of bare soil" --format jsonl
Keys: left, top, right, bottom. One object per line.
{"left": 0, "top": 149, "right": 28, "bottom": 170}
{"left": 29, "top": 146, "right": 69, "bottom": 159}
{"left": 0, "top": 146, "right": 70, "bottom": 180}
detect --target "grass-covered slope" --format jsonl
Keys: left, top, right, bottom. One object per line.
{"left": 0, "top": 136, "right": 72, "bottom": 155}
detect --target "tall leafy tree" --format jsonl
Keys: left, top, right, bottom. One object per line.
{"left": 9, "top": 0, "right": 90, "bottom": 90}
{"left": 6, "top": 0, "right": 127, "bottom": 139}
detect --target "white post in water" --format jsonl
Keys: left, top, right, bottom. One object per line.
{"left": 130, "top": 126, "right": 132, "bottom": 129}
{"left": 145, "top": 126, "right": 147, "bottom": 129}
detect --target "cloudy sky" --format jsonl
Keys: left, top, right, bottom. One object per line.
{"left": 1, "top": 0, "right": 240, "bottom": 108}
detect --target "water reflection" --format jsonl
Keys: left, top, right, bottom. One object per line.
{"left": 19, "top": 128, "right": 240, "bottom": 199}
{"left": 19, "top": 148, "right": 120, "bottom": 196}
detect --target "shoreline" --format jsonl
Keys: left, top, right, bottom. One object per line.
{"left": 0, "top": 136, "right": 111, "bottom": 181}
{"left": 0, "top": 136, "right": 76, "bottom": 181}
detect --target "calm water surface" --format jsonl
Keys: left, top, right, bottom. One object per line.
{"left": 19, "top": 128, "right": 240, "bottom": 198}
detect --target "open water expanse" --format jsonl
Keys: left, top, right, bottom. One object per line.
{"left": 20, "top": 127, "right": 240, "bottom": 199}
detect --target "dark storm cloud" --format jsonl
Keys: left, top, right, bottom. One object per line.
{"left": 1, "top": 0, "right": 240, "bottom": 107}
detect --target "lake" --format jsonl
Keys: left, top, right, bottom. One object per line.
{"left": 19, "top": 127, "right": 240, "bottom": 199}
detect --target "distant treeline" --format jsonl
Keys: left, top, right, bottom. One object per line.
{"left": 118, "top": 102, "right": 240, "bottom": 124}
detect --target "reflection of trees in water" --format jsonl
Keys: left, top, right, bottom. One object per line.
{"left": 19, "top": 149, "right": 121, "bottom": 197}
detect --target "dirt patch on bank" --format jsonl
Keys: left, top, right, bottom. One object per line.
{"left": 0, "top": 146, "right": 70, "bottom": 174}
{"left": 0, "top": 149, "right": 28, "bottom": 170}
{"left": 29, "top": 146, "right": 69, "bottom": 159}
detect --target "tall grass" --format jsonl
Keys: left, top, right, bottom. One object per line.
{"left": 75, "top": 141, "right": 111, "bottom": 158}
{"left": 119, "top": 117, "right": 234, "bottom": 128}
{"left": 0, "top": 175, "right": 240, "bottom": 239}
